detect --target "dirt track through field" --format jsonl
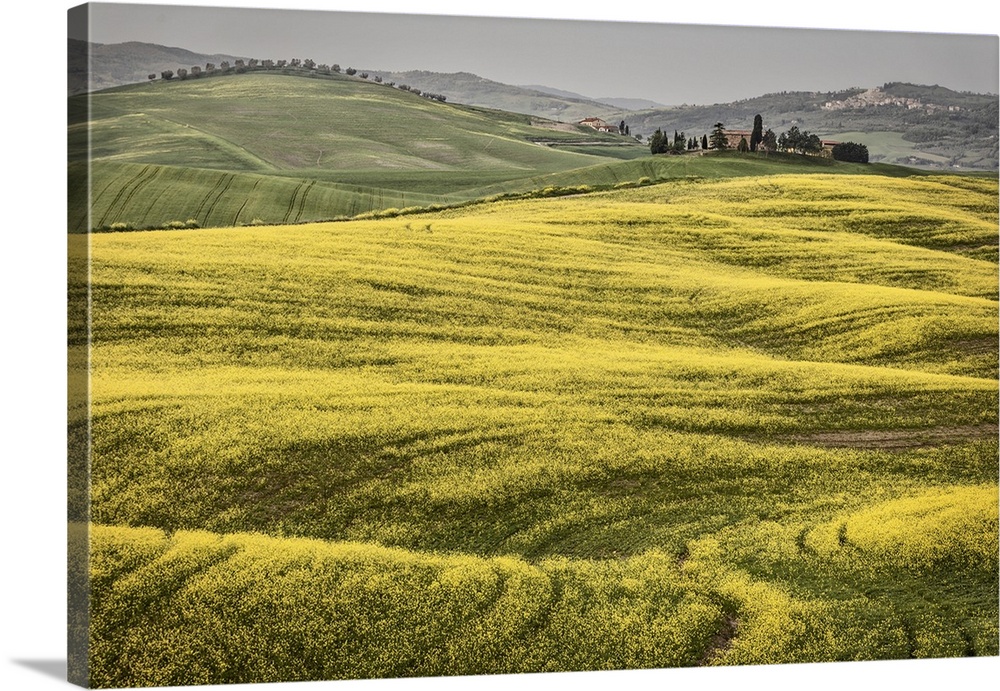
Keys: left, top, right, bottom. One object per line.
{"left": 698, "top": 614, "right": 739, "bottom": 666}
{"left": 784, "top": 422, "right": 997, "bottom": 450}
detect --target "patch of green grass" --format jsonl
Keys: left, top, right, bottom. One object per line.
{"left": 831, "top": 131, "right": 952, "bottom": 165}
{"left": 71, "top": 74, "right": 948, "bottom": 232}
{"left": 547, "top": 144, "right": 651, "bottom": 160}
{"left": 74, "top": 161, "right": 459, "bottom": 232}
{"left": 71, "top": 73, "right": 610, "bottom": 174}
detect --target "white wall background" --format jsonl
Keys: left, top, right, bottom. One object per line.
{"left": 2, "top": 2, "right": 997, "bottom": 691}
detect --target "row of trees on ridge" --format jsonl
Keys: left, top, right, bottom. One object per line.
{"left": 149, "top": 59, "right": 449, "bottom": 102}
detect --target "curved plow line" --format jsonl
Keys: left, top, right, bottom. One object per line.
{"left": 347, "top": 193, "right": 361, "bottom": 218}
{"left": 96, "top": 165, "right": 154, "bottom": 228}
{"left": 95, "top": 540, "right": 241, "bottom": 638}
{"left": 94, "top": 166, "right": 145, "bottom": 227}
{"left": 140, "top": 169, "right": 177, "bottom": 227}
{"left": 602, "top": 163, "right": 623, "bottom": 185}
{"left": 90, "top": 166, "right": 135, "bottom": 214}
{"left": 293, "top": 180, "right": 317, "bottom": 223}
{"left": 233, "top": 179, "right": 263, "bottom": 226}
{"left": 70, "top": 165, "right": 116, "bottom": 232}
{"left": 202, "top": 173, "right": 237, "bottom": 226}
{"left": 697, "top": 613, "right": 739, "bottom": 666}
{"left": 192, "top": 172, "right": 231, "bottom": 221}
{"left": 283, "top": 182, "right": 306, "bottom": 223}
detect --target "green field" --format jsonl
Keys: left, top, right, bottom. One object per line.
{"left": 828, "top": 130, "right": 999, "bottom": 170}
{"left": 70, "top": 169, "right": 999, "bottom": 686}
{"left": 71, "top": 72, "right": 961, "bottom": 232}
{"left": 830, "top": 131, "right": 952, "bottom": 166}
{"left": 69, "top": 72, "right": 647, "bottom": 231}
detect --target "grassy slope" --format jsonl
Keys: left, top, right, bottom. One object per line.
{"left": 69, "top": 161, "right": 459, "bottom": 233}
{"left": 69, "top": 72, "right": 620, "bottom": 171}
{"left": 70, "top": 72, "right": 645, "bottom": 230}
{"left": 73, "top": 172, "right": 999, "bottom": 686}
{"left": 74, "top": 149, "right": 946, "bottom": 232}
{"left": 75, "top": 72, "right": 949, "bottom": 232}
{"left": 832, "top": 131, "right": 952, "bottom": 165}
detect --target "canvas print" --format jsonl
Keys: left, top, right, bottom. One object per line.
{"left": 67, "top": 2, "right": 999, "bottom": 688}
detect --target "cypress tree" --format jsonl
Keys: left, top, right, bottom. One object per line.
{"left": 649, "top": 128, "right": 668, "bottom": 155}
{"left": 750, "top": 114, "right": 763, "bottom": 152}
{"left": 710, "top": 122, "right": 728, "bottom": 150}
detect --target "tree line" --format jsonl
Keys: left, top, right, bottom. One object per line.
{"left": 149, "top": 59, "right": 449, "bottom": 102}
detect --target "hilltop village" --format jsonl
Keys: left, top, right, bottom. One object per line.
{"left": 822, "top": 86, "right": 964, "bottom": 112}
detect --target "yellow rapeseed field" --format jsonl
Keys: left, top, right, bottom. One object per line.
{"left": 73, "top": 172, "right": 999, "bottom": 686}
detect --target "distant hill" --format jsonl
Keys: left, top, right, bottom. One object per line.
{"left": 626, "top": 83, "right": 999, "bottom": 170}
{"left": 67, "top": 40, "right": 997, "bottom": 170}
{"left": 68, "top": 70, "right": 644, "bottom": 231}
{"left": 521, "top": 84, "right": 668, "bottom": 112}
{"left": 69, "top": 40, "right": 632, "bottom": 123}
{"left": 320, "top": 70, "right": 997, "bottom": 170}
{"left": 75, "top": 67, "right": 935, "bottom": 233}
{"left": 68, "top": 39, "right": 246, "bottom": 94}
{"left": 596, "top": 97, "right": 670, "bottom": 111}
{"left": 369, "top": 71, "right": 625, "bottom": 123}
{"left": 414, "top": 74, "right": 997, "bottom": 169}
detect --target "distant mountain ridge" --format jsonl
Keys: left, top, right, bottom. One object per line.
{"left": 520, "top": 85, "right": 668, "bottom": 111}
{"left": 598, "top": 97, "right": 670, "bottom": 111}
{"left": 69, "top": 40, "right": 998, "bottom": 169}
{"left": 68, "top": 39, "right": 246, "bottom": 94}
{"left": 368, "top": 71, "right": 626, "bottom": 123}
{"left": 625, "top": 83, "right": 998, "bottom": 169}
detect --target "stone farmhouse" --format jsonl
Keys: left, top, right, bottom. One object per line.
{"left": 820, "top": 139, "right": 841, "bottom": 156}
{"left": 718, "top": 127, "right": 840, "bottom": 157}
{"left": 721, "top": 129, "right": 754, "bottom": 148}
{"left": 578, "top": 117, "right": 619, "bottom": 133}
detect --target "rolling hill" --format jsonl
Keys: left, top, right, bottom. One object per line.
{"left": 71, "top": 39, "right": 998, "bottom": 170}
{"left": 71, "top": 67, "right": 973, "bottom": 233}
{"left": 68, "top": 39, "right": 630, "bottom": 122}
{"left": 67, "top": 39, "right": 998, "bottom": 687}
{"left": 71, "top": 171, "right": 998, "bottom": 686}
{"left": 626, "top": 83, "right": 999, "bottom": 170}
{"left": 69, "top": 69, "right": 645, "bottom": 231}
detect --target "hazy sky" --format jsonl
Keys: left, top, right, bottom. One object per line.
{"left": 73, "top": 1, "right": 999, "bottom": 106}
